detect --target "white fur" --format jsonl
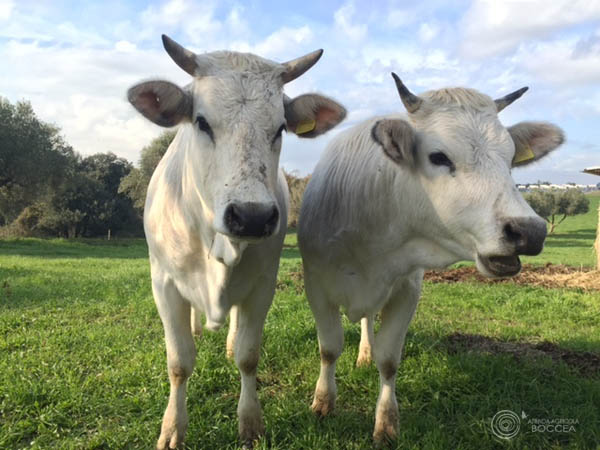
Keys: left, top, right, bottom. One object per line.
{"left": 298, "top": 86, "right": 563, "bottom": 442}
{"left": 144, "top": 54, "right": 289, "bottom": 449}
{"left": 132, "top": 44, "right": 346, "bottom": 449}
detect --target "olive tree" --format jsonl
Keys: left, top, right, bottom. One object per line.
{"left": 524, "top": 189, "right": 590, "bottom": 233}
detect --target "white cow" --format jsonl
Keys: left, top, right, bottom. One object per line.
{"left": 298, "top": 73, "right": 564, "bottom": 442}
{"left": 127, "top": 35, "right": 346, "bottom": 449}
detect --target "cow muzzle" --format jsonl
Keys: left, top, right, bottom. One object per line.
{"left": 476, "top": 217, "right": 547, "bottom": 278}
{"left": 502, "top": 217, "right": 547, "bottom": 256}
{"left": 223, "top": 202, "right": 279, "bottom": 239}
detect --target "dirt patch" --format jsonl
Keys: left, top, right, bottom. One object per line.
{"left": 425, "top": 263, "right": 600, "bottom": 291}
{"left": 276, "top": 270, "right": 304, "bottom": 294}
{"left": 445, "top": 333, "right": 600, "bottom": 378}
{"left": 277, "top": 264, "right": 599, "bottom": 292}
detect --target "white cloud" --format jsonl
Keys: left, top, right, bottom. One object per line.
{"left": 334, "top": 2, "right": 367, "bottom": 42}
{"left": 139, "top": 0, "right": 223, "bottom": 47}
{"left": 0, "top": 38, "right": 181, "bottom": 162}
{"left": 418, "top": 22, "right": 439, "bottom": 43}
{"left": 514, "top": 38, "right": 600, "bottom": 85}
{"left": 252, "top": 26, "right": 314, "bottom": 61}
{"left": 460, "top": 0, "right": 600, "bottom": 58}
{"left": 385, "top": 8, "right": 416, "bottom": 29}
{"left": 0, "top": 1, "right": 598, "bottom": 184}
{"left": 115, "top": 40, "right": 136, "bottom": 53}
{"left": 0, "top": 0, "right": 14, "bottom": 20}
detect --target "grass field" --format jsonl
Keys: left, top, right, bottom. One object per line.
{"left": 1, "top": 196, "right": 599, "bottom": 449}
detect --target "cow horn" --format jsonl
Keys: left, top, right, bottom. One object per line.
{"left": 162, "top": 34, "right": 199, "bottom": 77}
{"left": 391, "top": 72, "right": 422, "bottom": 114}
{"left": 495, "top": 87, "right": 529, "bottom": 112}
{"left": 281, "top": 49, "right": 323, "bottom": 84}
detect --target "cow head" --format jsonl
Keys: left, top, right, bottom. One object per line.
{"left": 128, "top": 35, "right": 346, "bottom": 246}
{"left": 372, "top": 73, "right": 564, "bottom": 277}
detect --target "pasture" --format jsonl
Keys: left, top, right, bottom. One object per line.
{"left": 1, "top": 195, "right": 599, "bottom": 449}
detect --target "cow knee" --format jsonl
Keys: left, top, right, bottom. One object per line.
{"left": 320, "top": 349, "right": 340, "bottom": 365}
{"left": 168, "top": 364, "right": 193, "bottom": 386}
{"left": 236, "top": 350, "right": 259, "bottom": 375}
{"left": 377, "top": 359, "right": 397, "bottom": 381}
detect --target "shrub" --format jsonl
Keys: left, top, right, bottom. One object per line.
{"left": 524, "top": 189, "right": 590, "bottom": 233}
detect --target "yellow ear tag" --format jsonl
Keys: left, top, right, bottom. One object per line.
{"left": 513, "top": 145, "right": 535, "bottom": 164}
{"left": 295, "top": 119, "right": 316, "bottom": 135}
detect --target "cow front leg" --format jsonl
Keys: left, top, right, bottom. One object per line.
{"left": 226, "top": 305, "right": 239, "bottom": 359}
{"left": 153, "top": 278, "right": 196, "bottom": 450}
{"left": 372, "top": 273, "right": 422, "bottom": 443}
{"left": 233, "top": 291, "right": 271, "bottom": 446}
{"left": 306, "top": 280, "right": 344, "bottom": 417}
{"left": 356, "top": 315, "right": 375, "bottom": 367}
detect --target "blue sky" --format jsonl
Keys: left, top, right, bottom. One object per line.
{"left": 1, "top": 0, "right": 599, "bottom": 183}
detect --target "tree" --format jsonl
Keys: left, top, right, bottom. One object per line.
{"left": 524, "top": 189, "right": 590, "bottom": 233}
{"left": 1, "top": 97, "right": 141, "bottom": 238}
{"left": 119, "top": 131, "right": 175, "bottom": 213}
{"left": 0, "top": 97, "right": 76, "bottom": 225}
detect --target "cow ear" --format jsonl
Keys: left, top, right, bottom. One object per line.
{"left": 508, "top": 121, "right": 564, "bottom": 167}
{"left": 128, "top": 80, "right": 192, "bottom": 127}
{"left": 285, "top": 94, "right": 346, "bottom": 138}
{"left": 371, "top": 119, "right": 417, "bottom": 166}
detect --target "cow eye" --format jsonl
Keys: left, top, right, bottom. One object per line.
{"left": 196, "top": 115, "right": 214, "bottom": 141}
{"left": 429, "top": 152, "right": 454, "bottom": 168}
{"left": 273, "top": 123, "right": 286, "bottom": 143}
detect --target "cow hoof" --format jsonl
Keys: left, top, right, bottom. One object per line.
{"left": 157, "top": 407, "right": 187, "bottom": 450}
{"left": 238, "top": 414, "right": 264, "bottom": 446}
{"left": 311, "top": 390, "right": 335, "bottom": 416}
{"left": 156, "top": 429, "right": 185, "bottom": 450}
{"left": 373, "top": 407, "right": 398, "bottom": 444}
{"left": 192, "top": 326, "right": 202, "bottom": 337}
{"left": 356, "top": 353, "right": 372, "bottom": 367}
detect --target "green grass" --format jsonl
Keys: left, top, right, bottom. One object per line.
{"left": 522, "top": 193, "right": 600, "bottom": 268}
{"left": 1, "top": 204, "right": 599, "bottom": 449}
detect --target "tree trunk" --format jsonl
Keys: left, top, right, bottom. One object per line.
{"left": 595, "top": 204, "right": 600, "bottom": 271}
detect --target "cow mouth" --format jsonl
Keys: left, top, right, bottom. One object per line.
{"left": 476, "top": 254, "right": 521, "bottom": 278}
{"left": 209, "top": 233, "right": 248, "bottom": 267}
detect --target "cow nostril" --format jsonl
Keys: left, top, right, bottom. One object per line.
{"left": 503, "top": 222, "right": 522, "bottom": 244}
{"left": 266, "top": 206, "right": 279, "bottom": 228}
{"left": 224, "top": 204, "right": 244, "bottom": 233}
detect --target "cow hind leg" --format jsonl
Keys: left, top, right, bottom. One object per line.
{"left": 226, "top": 305, "right": 239, "bottom": 360}
{"left": 372, "top": 273, "right": 422, "bottom": 443}
{"left": 356, "top": 315, "right": 375, "bottom": 367}
{"left": 190, "top": 306, "right": 203, "bottom": 337}
{"left": 153, "top": 278, "right": 196, "bottom": 450}
{"left": 306, "top": 279, "right": 344, "bottom": 417}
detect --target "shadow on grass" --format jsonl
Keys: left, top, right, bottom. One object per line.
{"left": 443, "top": 333, "right": 600, "bottom": 378}
{"left": 281, "top": 247, "right": 301, "bottom": 259}
{"left": 544, "top": 227, "right": 596, "bottom": 245}
{"left": 256, "top": 328, "right": 600, "bottom": 448}
{"left": 544, "top": 240, "right": 594, "bottom": 248}
{"left": 549, "top": 229, "right": 596, "bottom": 240}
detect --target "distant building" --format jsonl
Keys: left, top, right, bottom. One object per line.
{"left": 516, "top": 181, "right": 599, "bottom": 193}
